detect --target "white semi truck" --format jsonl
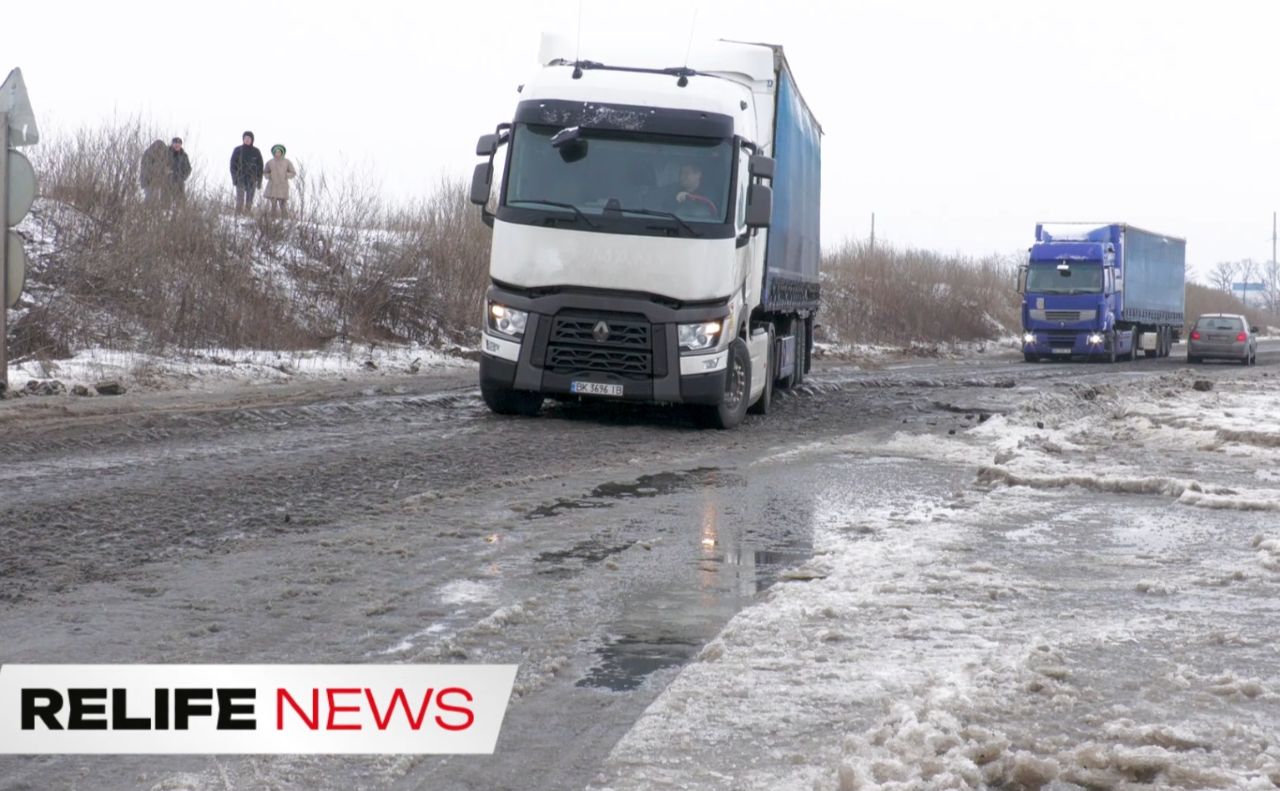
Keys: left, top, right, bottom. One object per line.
{"left": 470, "top": 35, "right": 821, "bottom": 428}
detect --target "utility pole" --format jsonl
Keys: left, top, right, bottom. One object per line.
{"left": 869, "top": 211, "right": 875, "bottom": 254}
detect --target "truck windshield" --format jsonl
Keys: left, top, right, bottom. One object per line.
{"left": 503, "top": 124, "right": 733, "bottom": 226}
{"left": 1026, "top": 263, "right": 1103, "bottom": 294}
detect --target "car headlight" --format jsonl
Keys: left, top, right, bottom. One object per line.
{"left": 487, "top": 303, "right": 528, "bottom": 338}
{"left": 1087, "top": 333, "right": 1104, "bottom": 345}
{"left": 1022, "top": 332, "right": 1036, "bottom": 345}
{"left": 678, "top": 320, "right": 723, "bottom": 352}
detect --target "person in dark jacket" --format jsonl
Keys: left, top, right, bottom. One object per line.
{"left": 139, "top": 139, "right": 169, "bottom": 205}
{"left": 168, "top": 137, "right": 192, "bottom": 201}
{"left": 229, "top": 131, "right": 264, "bottom": 214}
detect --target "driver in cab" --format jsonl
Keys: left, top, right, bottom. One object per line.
{"left": 672, "top": 163, "right": 717, "bottom": 218}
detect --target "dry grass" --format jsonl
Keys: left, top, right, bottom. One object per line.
{"left": 12, "top": 121, "right": 491, "bottom": 362}
{"left": 1185, "top": 283, "right": 1274, "bottom": 333}
{"left": 32, "top": 122, "right": 1269, "bottom": 366}
{"left": 820, "top": 241, "right": 1021, "bottom": 347}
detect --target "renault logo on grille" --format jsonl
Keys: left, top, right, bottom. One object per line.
{"left": 592, "top": 321, "right": 611, "bottom": 342}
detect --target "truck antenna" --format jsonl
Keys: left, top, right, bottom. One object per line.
{"left": 678, "top": 7, "right": 699, "bottom": 86}
{"left": 573, "top": 0, "right": 584, "bottom": 79}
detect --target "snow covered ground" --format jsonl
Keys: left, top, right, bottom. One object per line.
{"left": 594, "top": 372, "right": 1280, "bottom": 790}
{"left": 5, "top": 342, "right": 474, "bottom": 394}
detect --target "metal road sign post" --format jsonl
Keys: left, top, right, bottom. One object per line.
{"left": 2, "top": 110, "right": 10, "bottom": 393}
{"left": 0, "top": 67, "right": 40, "bottom": 394}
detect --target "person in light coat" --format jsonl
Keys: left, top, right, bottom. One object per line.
{"left": 263, "top": 144, "right": 297, "bottom": 217}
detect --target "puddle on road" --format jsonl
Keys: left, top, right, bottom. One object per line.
{"left": 531, "top": 462, "right": 834, "bottom": 693}
{"left": 577, "top": 535, "right": 812, "bottom": 692}
{"left": 527, "top": 467, "right": 732, "bottom": 520}
{"left": 576, "top": 633, "right": 703, "bottom": 691}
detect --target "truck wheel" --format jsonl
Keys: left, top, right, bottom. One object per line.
{"left": 747, "top": 327, "right": 775, "bottom": 415}
{"left": 692, "top": 339, "right": 751, "bottom": 429}
{"left": 1023, "top": 352, "right": 1038, "bottom": 363}
{"left": 481, "top": 385, "right": 543, "bottom": 417}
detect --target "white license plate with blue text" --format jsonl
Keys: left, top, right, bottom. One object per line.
{"left": 571, "top": 381, "right": 624, "bottom": 397}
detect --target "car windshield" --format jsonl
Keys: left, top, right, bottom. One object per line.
{"left": 1026, "top": 263, "right": 1103, "bottom": 294}
{"left": 1195, "top": 316, "right": 1244, "bottom": 331}
{"left": 503, "top": 124, "right": 733, "bottom": 225}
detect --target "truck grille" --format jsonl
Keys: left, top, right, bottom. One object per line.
{"left": 551, "top": 315, "right": 650, "bottom": 348}
{"left": 1047, "top": 332, "right": 1077, "bottom": 347}
{"left": 1030, "top": 309, "right": 1097, "bottom": 323}
{"left": 544, "top": 311, "right": 654, "bottom": 379}
{"left": 546, "top": 346, "right": 651, "bottom": 376}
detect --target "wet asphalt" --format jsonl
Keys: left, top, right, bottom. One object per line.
{"left": 0, "top": 340, "right": 1277, "bottom": 790}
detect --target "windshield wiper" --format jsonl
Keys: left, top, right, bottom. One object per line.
{"left": 509, "top": 199, "right": 598, "bottom": 229}
{"left": 611, "top": 206, "right": 702, "bottom": 238}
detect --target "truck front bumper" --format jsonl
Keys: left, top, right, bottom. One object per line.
{"left": 1022, "top": 330, "right": 1111, "bottom": 358}
{"left": 478, "top": 286, "right": 733, "bottom": 406}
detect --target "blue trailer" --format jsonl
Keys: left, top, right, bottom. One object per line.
{"left": 1019, "top": 223, "right": 1186, "bottom": 362}
{"left": 761, "top": 54, "right": 822, "bottom": 384}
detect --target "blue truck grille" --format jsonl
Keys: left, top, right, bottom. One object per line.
{"left": 1048, "top": 332, "right": 1077, "bottom": 347}
{"left": 1044, "top": 310, "right": 1083, "bottom": 322}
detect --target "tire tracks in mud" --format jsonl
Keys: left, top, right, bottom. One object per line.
{"left": 0, "top": 352, "right": 1268, "bottom": 603}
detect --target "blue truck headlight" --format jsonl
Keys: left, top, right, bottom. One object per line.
{"left": 1022, "top": 333, "right": 1036, "bottom": 345}
{"left": 487, "top": 302, "right": 528, "bottom": 338}
{"left": 1087, "top": 333, "right": 1104, "bottom": 345}
{"left": 678, "top": 321, "right": 723, "bottom": 352}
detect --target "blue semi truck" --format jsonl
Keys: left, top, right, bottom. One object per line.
{"left": 1019, "top": 222, "right": 1186, "bottom": 362}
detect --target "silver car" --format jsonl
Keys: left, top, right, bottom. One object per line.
{"left": 1187, "top": 313, "right": 1258, "bottom": 365}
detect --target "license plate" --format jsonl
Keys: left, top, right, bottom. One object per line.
{"left": 571, "top": 381, "right": 624, "bottom": 397}
{"left": 1051, "top": 348, "right": 1072, "bottom": 355}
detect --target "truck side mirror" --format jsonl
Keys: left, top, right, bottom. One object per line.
{"left": 476, "top": 134, "right": 498, "bottom": 157}
{"left": 469, "top": 162, "right": 493, "bottom": 206}
{"left": 749, "top": 155, "right": 775, "bottom": 180}
{"left": 745, "top": 183, "right": 772, "bottom": 228}
{"left": 1016, "top": 266, "right": 1027, "bottom": 294}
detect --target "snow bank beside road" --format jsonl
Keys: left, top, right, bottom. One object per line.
{"left": 4, "top": 342, "right": 475, "bottom": 395}
{"left": 596, "top": 372, "right": 1280, "bottom": 790}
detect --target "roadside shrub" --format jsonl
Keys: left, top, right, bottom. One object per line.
{"left": 821, "top": 241, "right": 1021, "bottom": 347}
{"left": 11, "top": 122, "right": 491, "bottom": 362}
{"left": 1185, "top": 283, "right": 1273, "bottom": 334}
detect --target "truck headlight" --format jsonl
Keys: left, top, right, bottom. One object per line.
{"left": 487, "top": 302, "right": 528, "bottom": 338}
{"left": 678, "top": 320, "right": 723, "bottom": 352}
{"left": 1022, "top": 332, "right": 1036, "bottom": 345}
{"left": 1087, "top": 333, "right": 1104, "bottom": 345}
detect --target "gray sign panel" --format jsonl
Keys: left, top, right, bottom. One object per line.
{"left": 0, "top": 68, "right": 39, "bottom": 146}
{"left": 6, "top": 150, "right": 35, "bottom": 225}
{"left": 5, "top": 230, "right": 26, "bottom": 308}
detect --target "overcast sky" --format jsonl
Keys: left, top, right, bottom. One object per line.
{"left": 12, "top": 1, "right": 1280, "bottom": 278}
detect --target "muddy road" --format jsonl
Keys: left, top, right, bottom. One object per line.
{"left": 1, "top": 343, "right": 1278, "bottom": 790}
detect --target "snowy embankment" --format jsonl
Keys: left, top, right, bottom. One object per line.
{"left": 596, "top": 372, "right": 1280, "bottom": 790}
{"left": 813, "top": 337, "right": 1021, "bottom": 365}
{"left": 5, "top": 343, "right": 474, "bottom": 396}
